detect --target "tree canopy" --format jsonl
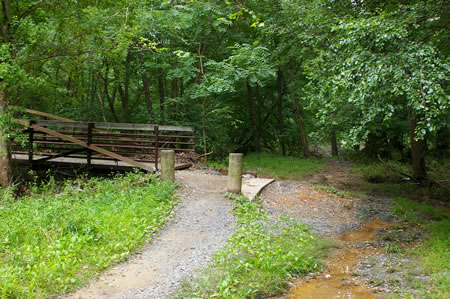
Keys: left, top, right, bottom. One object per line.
{"left": 1, "top": 0, "right": 448, "bottom": 185}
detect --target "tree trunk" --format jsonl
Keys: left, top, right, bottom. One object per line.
{"left": 1, "top": 0, "right": 11, "bottom": 43}
{"left": 103, "top": 63, "right": 119, "bottom": 122}
{"left": 247, "top": 80, "right": 260, "bottom": 151}
{"left": 0, "top": 91, "right": 12, "bottom": 188}
{"left": 115, "top": 64, "right": 130, "bottom": 123}
{"left": 293, "top": 98, "right": 310, "bottom": 158}
{"left": 256, "top": 85, "right": 264, "bottom": 148}
{"left": 0, "top": 1, "right": 13, "bottom": 187}
{"left": 331, "top": 130, "right": 338, "bottom": 156}
{"left": 171, "top": 78, "right": 178, "bottom": 121}
{"left": 96, "top": 91, "right": 108, "bottom": 122}
{"left": 117, "top": 82, "right": 130, "bottom": 123}
{"left": 202, "top": 98, "right": 207, "bottom": 156}
{"left": 141, "top": 73, "right": 152, "bottom": 116}
{"left": 277, "top": 69, "right": 285, "bottom": 155}
{"left": 407, "top": 105, "right": 428, "bottom": 182}
{"left": 158, "top": 75, "right": 165, "bottom": 123}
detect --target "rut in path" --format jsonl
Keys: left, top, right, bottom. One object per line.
{"left": 68, "top": 170, "right": 235, "bottom": 299}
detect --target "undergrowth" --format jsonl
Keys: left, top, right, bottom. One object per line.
{"left": 0, "top": 172, "right": 177, "bottom": 298}
{"left": 350, "top": 159, "right": 449, "bottom": 200}
{"left": 177, "top": 194, "right": 330, "bottom": 298}
{"left": 207, "top": 152, "right": 327, "bottom": 180}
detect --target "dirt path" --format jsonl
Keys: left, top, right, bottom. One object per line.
{"left": 68, "top": 160, "right": 398, "bottom": 298}
{"left": 68, "top": 170, "right": 235, "bottom": 299}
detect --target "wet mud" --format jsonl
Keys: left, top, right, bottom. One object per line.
{"left": 287, "top": 219, "right": 390, "bottom": 299}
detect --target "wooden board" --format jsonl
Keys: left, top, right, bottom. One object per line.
{"left": 22, "top": 119, "right": 195, "bottom": 132}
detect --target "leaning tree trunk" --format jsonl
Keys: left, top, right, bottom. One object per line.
{"left": 293, "top": 98, "right": 310, "bottom": 158}
{"left": 331, "top": 129, "right": 338, "bottom": 156}
{"left": 142, "top": 73, "right": 153, "bottom": 117}
{"left": 0, "top": 91, "right": 13, "bottom": 188}
{"left": 407, "top": 105, "right": 428, "bottom": 182}
{"left": 117, "top": 83, "right": 130, "bottom": 123}
{"left": 247, "top": 80, "right": 260, "bottom": 152}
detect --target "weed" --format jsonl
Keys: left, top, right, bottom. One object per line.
{"left": 0, "top": 172, "right": 177, "bottom": 297}
{"left": 177, "top": 194, "right": 331, "bottom": 298}
{"left": 385, "top": 243, "right": 405, "bottom": 254}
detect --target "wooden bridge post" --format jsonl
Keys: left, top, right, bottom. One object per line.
{"left": 227, "top": 153, "right": 243, "bottom": 194}
{"left": 161, "top": 150, "right": 175, "bottom": 182}
{"left": 154, "top": 125, "right": 159, "bottom": 171}
{"left": 28, "top": 120, "right": 35, "bottom": 166}
{"left": 87, "top": 122, "right": 94, "bottom": 168}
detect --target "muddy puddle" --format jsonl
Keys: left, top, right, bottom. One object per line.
{"left": 287, "top": 219, "right": 390, "bottom": 299}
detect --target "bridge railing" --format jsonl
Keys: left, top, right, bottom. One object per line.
{"left": 12, "top": 116, "right": 196, "bottom": 172}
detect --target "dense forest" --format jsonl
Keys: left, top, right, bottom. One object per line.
{"left": 1, "top": 0, "right": 448, "bottom": 186}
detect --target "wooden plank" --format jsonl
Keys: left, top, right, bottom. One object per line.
{"left": 26, "top": 109, "right": 76, "bottom": 122}
{"left": 95, "top": 122, "right": 195, "bottom": 132}
{"left": 18, "top": 120, "right": 154, "bottom": 173}
{"left": 30, "top": 120, "right": 88, "bottom": 129}
{"left": 28, "top": 120, "right": 194, "bottom": 132}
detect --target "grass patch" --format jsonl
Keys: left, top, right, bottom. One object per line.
{"left": 389, "top": 198, "right": 449, "bottom": 298}
{"left": 177, "top": 194, "right": 330, "bottom": 298}
{"left": 0, "top": 172, "right": 177, "bottom": 298}
{"left": 206, "top": 153, "right": 327, "bottom": 180}
{"left": 391, "top": 197, "right": 446, "bottom": 224}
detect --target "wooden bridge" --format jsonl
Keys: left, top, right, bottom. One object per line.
{"left": 12, "top": 109, "right": 196, "bottom": 173}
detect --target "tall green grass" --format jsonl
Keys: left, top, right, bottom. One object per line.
{"left": 0, "top": 172, "right": 177, "bottom": 298}
{"left": 177, "top": 194, "right": 330, "bottom": 298}
{"left": 207, "top": 153, "right": 327, "bottom": 180}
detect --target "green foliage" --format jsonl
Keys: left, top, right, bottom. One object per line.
{"left": 206, "top": 153, "right": 327, "bottom": 179}
{"left": 2, "top": 0, "right": 448, "bottom": 182}
{"left": 306, "top": 0, "right": 449, "bottom": 143}
{"left": 0, "top": 172, "right": 177, "bottom": 297}
{"left": 177, "top": 194, "right": 329, "bottom": 298}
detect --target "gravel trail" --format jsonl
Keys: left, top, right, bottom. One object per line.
{"left": 68, "top": 170, "right": 235, "bottom": 299}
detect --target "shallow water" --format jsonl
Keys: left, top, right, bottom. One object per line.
{"left": 287, "top": 219, "right": 389, "bottom": 299}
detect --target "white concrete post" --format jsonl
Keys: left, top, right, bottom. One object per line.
{"left": 161, "top": 150, "right": 175, "bottom": 182}
{"left": 227, "top": 153, "right": 243, "bottom": 193}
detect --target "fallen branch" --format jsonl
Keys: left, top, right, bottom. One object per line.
{"left": 377, "top": 155, "right": 417, "bottom": 183}
{"left": 198, "top": 152, "right": 213, "bottom": 158}
{"left": 377, "top": 155, "right": 450, "bottom": 192}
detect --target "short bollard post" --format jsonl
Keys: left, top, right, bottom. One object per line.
{"left": 161, "top": 150, "right": 175, "bottom": 182}
{"left": 227, "top": 153, "right": 243, "bottom": 193}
